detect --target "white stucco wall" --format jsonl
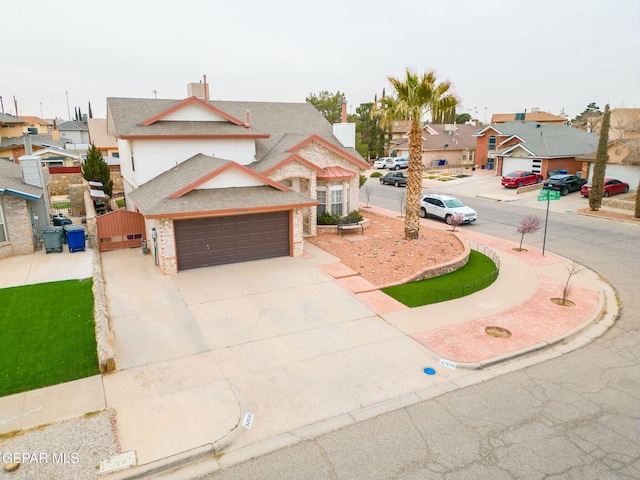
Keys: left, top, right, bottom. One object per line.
{"left": 198, "top": 169, "right": 265, "bottom": 189}
{"left": 121, "top": 138, "right": 256, "bottom": 188}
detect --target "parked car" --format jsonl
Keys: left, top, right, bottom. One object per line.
{"left": 501, "top": 170, "right": 543, "bottom": 188}
{"left": 581, "top": 178, "right": 630, "bottom": 198}
{"left": 543, "top": 174, "right": 587, "bottom": 196}
{"left": 380, "top": 171, "right": 408, "bottom": 187}
{"left": 420, "top": 193, "right": 477, "bottom": 224}
{"left": 373, "top": 157, "right": 393, "bottom": 169}
{"left": 388, "top": 157, "right": 409, "bottom": 170}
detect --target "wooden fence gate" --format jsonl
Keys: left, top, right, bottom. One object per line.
{"left": 96, "top": 210, "right": 146, "bottom": 252}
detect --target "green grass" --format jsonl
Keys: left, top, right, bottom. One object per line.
{"left": 51, "top": 201, "right": 71, "bottom": 209}
{"left": 382, "top": 250, "right": 498, "bottom": 307}
{"left": 116, "top": 199, "right": 125, "bottom": 208}
{"left": 0, "top": 279, "right": 99, "bottom": 397}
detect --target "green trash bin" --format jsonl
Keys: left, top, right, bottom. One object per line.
{"left": 42, "top": 226, "right": 64, "bottom": 253}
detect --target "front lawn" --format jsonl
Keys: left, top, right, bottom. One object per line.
{"left": 0, "top": 279, "right": 99, "bottom": 397}
{"left": 382, "top": 250, "right": 498, "bottom": 307}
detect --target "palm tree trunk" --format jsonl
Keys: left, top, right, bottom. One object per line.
{"left": 404, "top": 122, "right": 423, "bottom": 239}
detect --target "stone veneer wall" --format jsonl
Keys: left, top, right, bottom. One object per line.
{"left": 48, "top": 170, "right": 123, "bottom": 196}
{"left": 603, "top": 196, "right": 635, "bottom": 210}
{"left": 0, "top": 196, "right": 35, "bottom": 259}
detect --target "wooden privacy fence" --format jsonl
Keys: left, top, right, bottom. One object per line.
{"left": 96, "top": 210, "right": 146, "bottom": 252}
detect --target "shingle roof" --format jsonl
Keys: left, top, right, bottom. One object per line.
{"left": 490, "top": 122, "right": 600, "bottom": 157}
{"left": 57, "top": 120, "right": 88, "bottom": 131}
{"left": 18, "top": 116, "right": 52, "bottom": 126}
{"left": 0, "top": 113, "right": 24, "bottom": 125}
{"left": 128, "top": 153, "right": 316, "bottom": 217}
{"left": 491, "top": 112, "right": 566, "bottom": 123}
{"left": 106, "top": 97, "right": 360, "bottom": 164}
{"left": 87, "top": 118, "right": 117, "bottom": 148}
{"left": 393, "top": 123, "right": 478, "bottom": 151}
{"left": 0, "top": 159, "right": 43, "bottom": 200}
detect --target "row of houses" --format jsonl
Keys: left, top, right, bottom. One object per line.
{"left": 1, "top": 84, "right": 638, "bottom": 268}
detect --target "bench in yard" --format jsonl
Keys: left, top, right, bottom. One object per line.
{"left": 336, "top": 214, "right": 364, "bottom": 236}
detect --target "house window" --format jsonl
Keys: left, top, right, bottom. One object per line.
{"left": 317, "top": 190, "right": 326, "bottom": 215}
{"left": 488, "top": 136, "right": 496, "bottom": 151}
{"left": 113, "top": 152, "right": 120, "bottom": 158}
{"left": 0, "top": 201, "right": 7, "bottom": 243}
{"left": 316, "top": 181, "right": 346, "bottom": 216}
{"left": 330, "top": 182, "right": 343, "bottom": 215}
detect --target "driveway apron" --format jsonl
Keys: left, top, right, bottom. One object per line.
{"left": 100, "top": 246, "right": 466, "bottom": 466}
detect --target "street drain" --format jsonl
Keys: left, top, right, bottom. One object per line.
{"left": 485, "top": 326, "right": 512, "bottom": 338}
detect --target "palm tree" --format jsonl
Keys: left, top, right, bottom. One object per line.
{"left": 374, "top": 69, "right": 458, "bottom": 239}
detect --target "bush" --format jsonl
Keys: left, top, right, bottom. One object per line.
{"left": 348, "top": 210, "right": 363, "bottom": 221}
{"left": 370, "top": 171, "right": 383, "bottom": 178}
{"left": 317, "top": 212, "right": 341, "bottom": 225}
{"left": 359, "top": 174, "right": 367, "bottom": 188}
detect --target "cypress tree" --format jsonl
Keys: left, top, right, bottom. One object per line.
{"left": 589, "top": 104, "right": 610, "bottom": 211}
{"left": 82, "top": 144, "right": 114, "bottom": 197}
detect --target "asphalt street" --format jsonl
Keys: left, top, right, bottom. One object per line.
{"left": 188, "top": 173, "right": 640, "bottom": 480}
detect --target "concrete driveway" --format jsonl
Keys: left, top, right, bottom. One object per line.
{"left": 100, "top": 245, "right": 468, "bottom": 466}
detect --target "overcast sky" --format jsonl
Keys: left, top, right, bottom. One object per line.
{"left": 3, "top": 0, "right": 639, "bottom": 123}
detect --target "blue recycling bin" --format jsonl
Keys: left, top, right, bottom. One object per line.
{"left": 64, "top": 224, "right": 86, "bottom": 252}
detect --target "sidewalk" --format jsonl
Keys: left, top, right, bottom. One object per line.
{"left": 0, "top": 211, "right": 618, "bottom": 479}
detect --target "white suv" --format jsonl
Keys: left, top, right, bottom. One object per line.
{"left": 420, "top": 193, "right": 477, "bottom": 224}
{"left": 388, "top": 157, "right": 408, "bottom": 170}
{"left": 373, "top": 157, "right": 408, "bottom": 170}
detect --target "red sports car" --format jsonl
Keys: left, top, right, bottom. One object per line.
{"left": 581, "top": 178, "right": 630, "bottom": 198}
{"left": 501, "top": 170, "right": 544, "bottom": 188}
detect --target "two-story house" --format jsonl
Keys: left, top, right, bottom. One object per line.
{"left": 107, "top": 88, "right": 368, "bottom": 274}
{"left": 474, "top": 122, "right": 599, "bottom": 177}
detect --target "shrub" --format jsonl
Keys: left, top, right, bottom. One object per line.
{"left": 370, "top": 171, "right": 383, "bottom": 178}
{"left": 348, "top": 210, "right": 363, "bottom": 221}
{"left": 359, "top": 174, "right": 367, "bottom": 188}
{"left": 317, "top": 212, "right": 341, "bottom": 225}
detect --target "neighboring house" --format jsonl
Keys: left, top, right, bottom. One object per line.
{"left": 491, "top": 110, "right": 567, "bottom": 125}
{"left": 0, "top": 158, "right": 49, "bottom": 259}
{"left": 584, "top": 108, "right": 640, "bottom": 141}
{"left": 0, "top": 135, "right": 69, "bottom": 163}
{"left": 571, "top": 108, "right": 640, "bottom": 187}
{"left": 28, "top": 146, "right": 82, "bottom": 167}
{"left": 18, "top": 116, "right": 53, "bottom": 136}
{"left": 475, "top": 122, "right": 599, "bottom": 176}
{"left": 58, "top": 119, "right": 89, "bottom": 144}
{"left": 87, "top": 118, "right": 120, "bottom": 164}
{"left": 392, "top": 123, "right": 477, "bottom": 168}
{"left": 0, "top": 112, "right": 24, "bottom": 139}
{"left": 107, "top": 92, "right": 368, "bottom": 274}
{"left": 577, "top": 138, "right": 640, "bottom": 188}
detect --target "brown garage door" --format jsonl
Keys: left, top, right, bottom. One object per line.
{"left": 174, "top": 211, "right": 290, "bottom": 270}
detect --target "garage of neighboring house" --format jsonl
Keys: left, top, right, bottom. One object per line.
{"left": 174, "top": 211, "right": 290, "bottom": 270}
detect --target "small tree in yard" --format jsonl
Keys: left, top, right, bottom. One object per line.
{"left": 363, "top": 186, "right": 373, "bottom": 207}
{"left": 561, "top": 260, "right": 582, "bottom": 305}
{"left": 448, "top": 213, "right": 464, "bottom": 232}
{"left": 516, "top": 215, "right": 542, "bottom": 251}
{"left": 82, "top": 144, "right": 113, "bottom": 197}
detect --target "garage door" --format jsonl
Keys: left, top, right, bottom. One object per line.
{"left": 503, "top": 158, "right": 538, "bottom": 174}
{"left": 175, "top": 211, "right": 290, "bottom": 270}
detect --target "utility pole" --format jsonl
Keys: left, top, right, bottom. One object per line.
{"left": 65, "top": 91, "right": 71, "bottom": 120}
